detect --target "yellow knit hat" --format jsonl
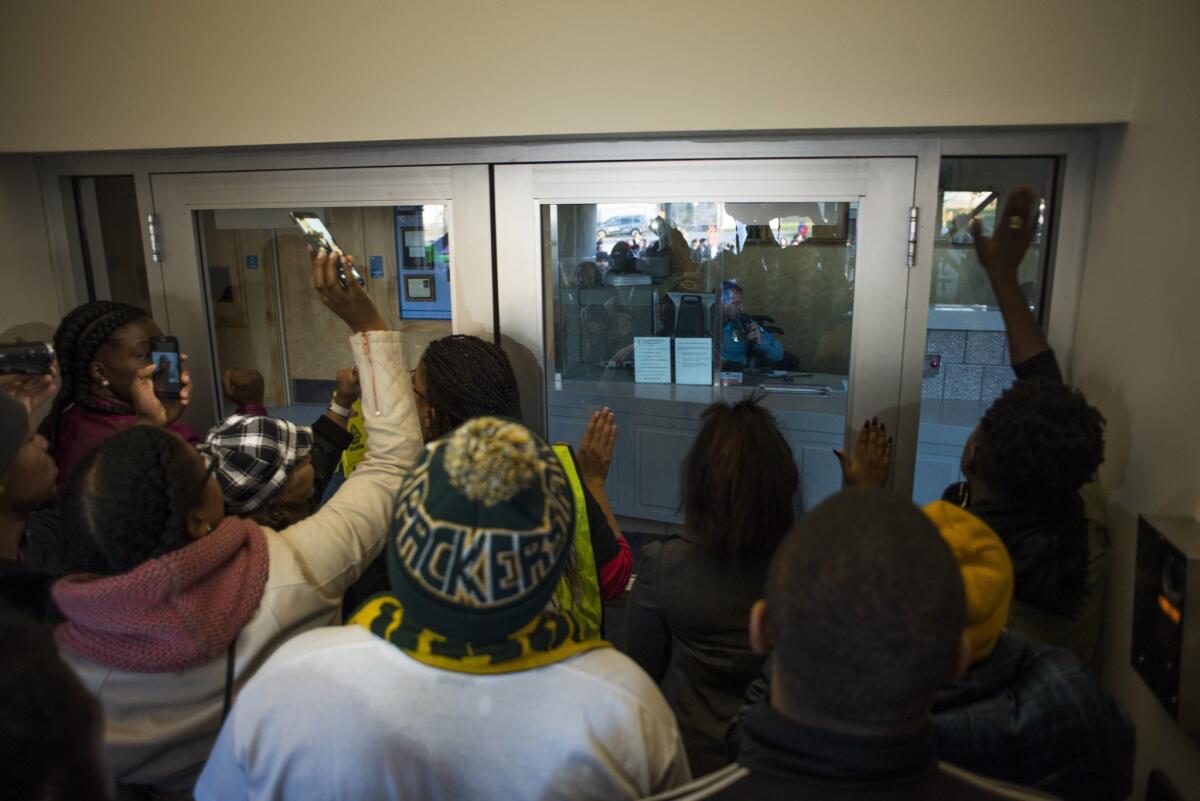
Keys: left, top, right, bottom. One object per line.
{"left": 923, "top": 501, "right": 1013, "bottom": 663}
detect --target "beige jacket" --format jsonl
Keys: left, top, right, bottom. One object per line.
{"left": 63, "top": 331, "right": 421, "bottom": 793}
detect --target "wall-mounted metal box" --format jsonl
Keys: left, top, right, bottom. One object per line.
{"left": 1132, "top": 515, "right": 1200, "bottom": 730}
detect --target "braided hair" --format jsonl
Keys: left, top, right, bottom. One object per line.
{"left": 420, "top": 335, "right": 522, "bottom": 440}
{"left": 60, "top": 425, "right": 207, "bottom": 576}
{"left": 39, "top": 301, "right": 149, "bottom": 453}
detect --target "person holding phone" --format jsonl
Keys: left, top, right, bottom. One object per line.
{"left": 38, "top": 301, "right": 199, "bottom": 487}
{"left": 719, "top": 281, "right": 785, "bottom": 370}
{"left": 0, "top": 390, "right": 61, "bottom": 620}
{"left": 48, "top": 249, "right": 422, "bottom": 795}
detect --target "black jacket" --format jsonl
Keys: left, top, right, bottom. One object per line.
{"left": 625, "top": 537, "right": 769, "bottom": 775}
{"left": 654, "top": 701, "right": 1059, "bottom": 801}
{"left": 0, "top": 558, "right": 59, "bottom": 622}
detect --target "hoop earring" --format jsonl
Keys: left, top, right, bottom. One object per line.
{"left": 957, "top": 481, "right": 971, "bottom": 508}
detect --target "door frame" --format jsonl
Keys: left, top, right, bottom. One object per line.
{"left": 145, "top": 165, "right": 494, "bottom": 427}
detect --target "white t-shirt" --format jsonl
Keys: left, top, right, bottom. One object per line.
{"left": 196, "top": 626, "right": 692, "bottom": 801}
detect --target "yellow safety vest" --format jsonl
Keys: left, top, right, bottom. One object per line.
{"left": 339, "top": 399, "right": 368, "bottom": 477}
{"left": 552, "top": 444, "right": 603, "bottom": 640}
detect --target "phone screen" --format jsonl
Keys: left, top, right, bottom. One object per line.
{"left": 290, "top": 212, "right": 365, "bottom": 288}
{"left": 149, "top": 337, "right": 182, "bottom": 398}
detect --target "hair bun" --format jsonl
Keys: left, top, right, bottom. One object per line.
{"left": 443, "top": 417, "right": 540, "bottom": 506}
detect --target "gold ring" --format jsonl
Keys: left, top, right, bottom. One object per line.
{"left": 1008, "top": 215, "right": 1024, "bottom": 230}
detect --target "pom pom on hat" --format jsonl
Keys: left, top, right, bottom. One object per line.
{"left": 443, "top": 418, "right": 540, "bottom": 506}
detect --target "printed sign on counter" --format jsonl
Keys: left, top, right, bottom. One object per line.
{"left": 674, "top": 338, "right": 712, "bottom": 385}
{"left": 634, "top": 337, "right": 671, "bottom": 383}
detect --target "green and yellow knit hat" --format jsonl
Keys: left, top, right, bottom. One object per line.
{"left": 387, "top": 417, "right": 576, "bottom": 642}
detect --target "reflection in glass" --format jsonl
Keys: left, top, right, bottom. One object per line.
{"left": 550, "top": 201, "right": 857, "bottom": 390}
{"left": 198, "top": 206, "right": 451, "bottom": 415}
{"left": 931, "top": 158, "right": 1055, "bottom": 312}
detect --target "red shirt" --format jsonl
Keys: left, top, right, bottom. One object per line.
{"left": 54, "top": 404, "right": 201, "bottom": 488}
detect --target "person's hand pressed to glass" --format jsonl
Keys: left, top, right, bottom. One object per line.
{"left": 969, "top": 186, "right": 1038, "bottom": 287}
{"left": 130, "top": 356, "right": 192, "bottom": 428}
{"left": 970, "top": 186, "right": 1050, "bottom": 365}
{"left": 576, "top": 407, "right": 617, "bottom": 494}
{"left": 309, "top": 247, "right": 388, "bottom": 334}
{"left": 835, "top": 417, "right": 893, "bottom": 488}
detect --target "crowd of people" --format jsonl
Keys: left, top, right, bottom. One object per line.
{"left": 0, "top": 188, "right": 1134, "bottom": 800}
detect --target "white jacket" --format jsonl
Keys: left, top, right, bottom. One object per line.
{"left": 62, "top": 331, "right": 421, "bottom": 792}
{"left": 196, "top": 627, "right": 692, "bottom": 801}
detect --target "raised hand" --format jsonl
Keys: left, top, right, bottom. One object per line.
{"left": 131, "top": 357, "right": 191, "bottom": 428}
{"left": 835, "top": 417, "right": 893, "bottom": 488}
{"left": 223, "top": 368, "right": 265, "bottom": 408}
{"left": 334, "top": 367, "right": 360, "bottom": 408}
{"left": 576, "top": 407, "right": 617, "bottom": 490}
{"left": 970, "top": 186, "right": 1038, "bottom": 287}
{"left": 310, "top": 247, "right": 388, "bottom": 334}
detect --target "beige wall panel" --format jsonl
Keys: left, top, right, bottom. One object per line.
{"left": 1, "top": 0, "right": 1135, "bottom": 152}
{"left": 200, "top": 214, "right": 286, "bottom": 406}
{"left": 0, "top": 157, "right": 61, "bottom": 348}
{"left": 1071, "top": 0, "right": 1200, "bottom": 796}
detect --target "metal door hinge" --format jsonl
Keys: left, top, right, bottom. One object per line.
{"left": 906, "top": 206, "right": 918, "bottom": 268}
{"left": 147, "top": 214, "right": 162, "bottom": 263}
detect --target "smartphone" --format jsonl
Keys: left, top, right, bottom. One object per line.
{"left": 289, "top": 211, "right": 366, "bottom": 290}
{"left": 0, "top": 341, "right": 55, "bottom": 375}
{"left": 149, "top": 336, "right": 183, "bottom": 399}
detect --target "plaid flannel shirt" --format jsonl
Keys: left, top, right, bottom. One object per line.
{"left": 932, "top": 630, "right": 1134, "bottom": 801}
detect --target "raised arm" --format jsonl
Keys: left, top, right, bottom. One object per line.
{"left": 272, "top": 248, "right": 422, "bottom": 596}
{"left": 971, "top": 187, "right": 1051, "bottom": 366}
{"left": 574, "top": 408, "right": 632, "bottom": 600}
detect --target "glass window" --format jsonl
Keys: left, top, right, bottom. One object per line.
{"left": 549, "top": 201, "right": 856, "bottom": 389}
{"left": 198, "top": 206, "right": 451, "bottom": 416}
{"left": 544, "top": 199, "right": 858, "bottom": 521}
{"left": 912, "top": 157, "right": 1058, "bottom": 505}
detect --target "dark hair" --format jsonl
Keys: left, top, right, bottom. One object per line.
{"left": 39, "top": 300, "right": 148, "bottom": 453}
{"left": 976, "top": 377, "right": 1106, "bottom": 504}
{"left": 420, "top": 335, "right": 522, "bottom": 440}
{"left": 767, "top": 488, "right": 966, "bottom": 725}
{"left": 680, "top": 398, "right": 799, "bottom": 560}
{"left": 62, "top": 426, "right": 207, "bottom": 575}
{"left": 0, "top": 608, "right": 109, "bottom": 801}
{"left": 248, "top": 495, "right": 311, "bottom": 531}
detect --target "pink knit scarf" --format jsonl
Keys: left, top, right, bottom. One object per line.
{"left": 53, "top": 517, "right": 270, "bottom": 673}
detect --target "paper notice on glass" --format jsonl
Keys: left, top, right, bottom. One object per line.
{"left": 403, "top": 231, "right": 424, "bottom": 247}
{"left": 674, "top": 338, "right": 712, "bottom": 385}
{"left": 634, "top": 337, "right": 671, "bottom": 383}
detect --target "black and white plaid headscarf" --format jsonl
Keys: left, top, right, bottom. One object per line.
{"left": 199, "top": 415, "right": 313, "bottom": 514}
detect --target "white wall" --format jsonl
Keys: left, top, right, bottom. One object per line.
{"left": 0, "top": 157, "right": 62, "bottom": 343}
{"left": 1071, "top": 0, "right": 1200, "bottom": 797}
{"left": 1, "top": 0, "right": 1136, "bottom": 153}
